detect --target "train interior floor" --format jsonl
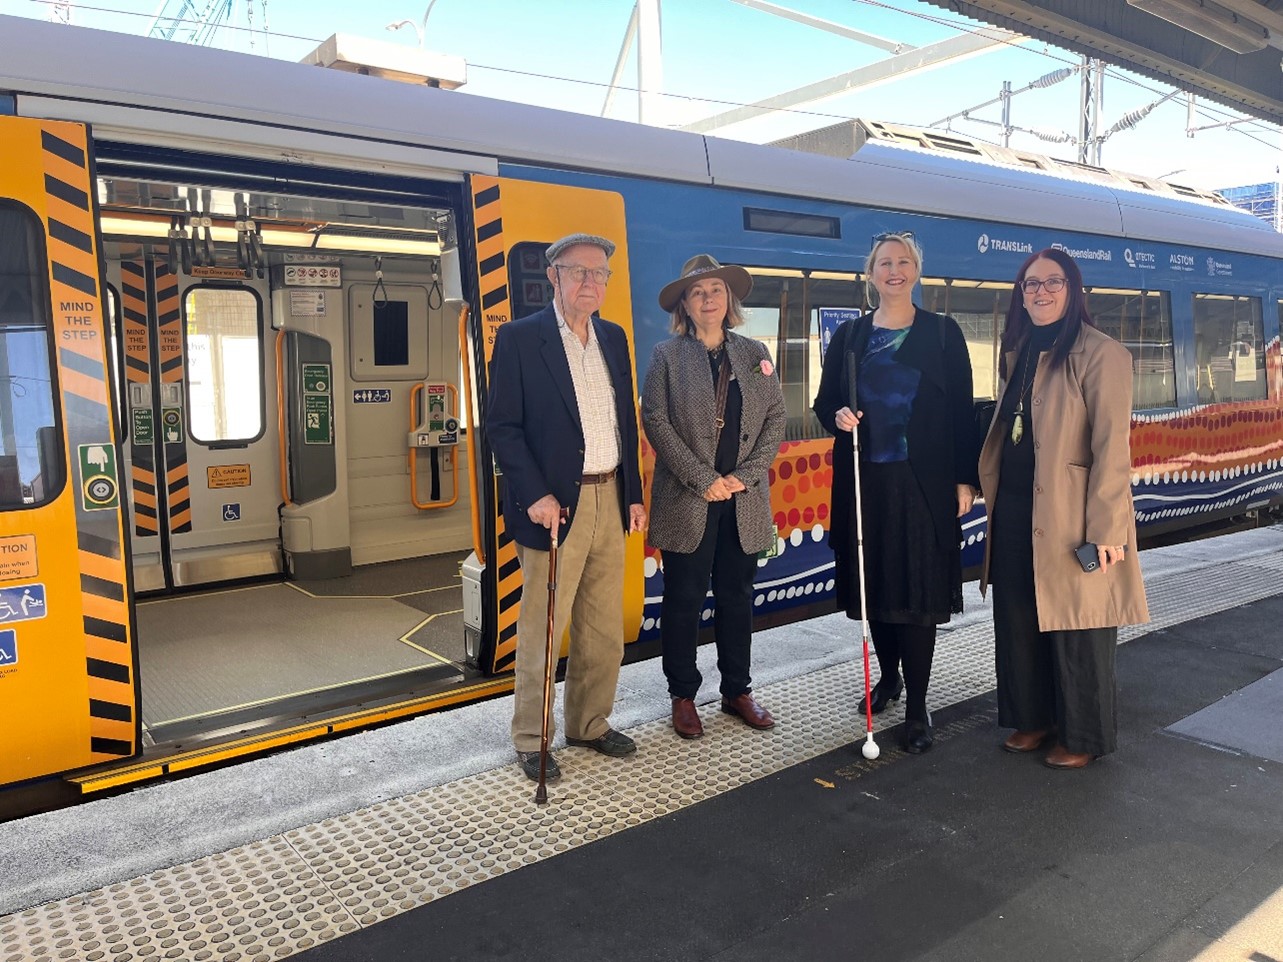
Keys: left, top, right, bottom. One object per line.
{"left": 4, "top": 528, "right": 1283, "bottom": 960}
{"left": 133, "top": 551, "right": 469, "bottom": 742}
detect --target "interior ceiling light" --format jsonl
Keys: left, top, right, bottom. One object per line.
{"left": 1127, "top": 0, "right": 1270, "bottom": 54}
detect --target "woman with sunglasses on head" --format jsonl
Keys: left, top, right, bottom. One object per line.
{"left": 978, "top": 248, "right": 1149, "bottom": 770}
{"left": 643, "top": 255, "right": 787, "bottom": 740}
{"left": 813, "top": 232, "right": 979, "bottom": 754}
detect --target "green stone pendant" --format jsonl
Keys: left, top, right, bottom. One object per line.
{"left": 1011, "top": 408, "right": 1024, "bottom": 445}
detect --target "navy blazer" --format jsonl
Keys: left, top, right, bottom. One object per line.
{"left": 486, "top": 304, "right": 643, "bottom": 550}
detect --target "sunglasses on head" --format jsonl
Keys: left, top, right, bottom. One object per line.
{"left": 871, "top": 231, "right": 915, "bottom": 247}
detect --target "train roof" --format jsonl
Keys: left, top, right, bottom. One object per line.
{"left": 2, "top": 14, "right": 1281, "bottom": 261}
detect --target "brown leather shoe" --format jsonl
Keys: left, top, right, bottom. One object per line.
{"left": 720, "top": 693, "right": 775, "bottom": 730}
{"left": 1003, "top": 729, "right": 1052, "bottom": 754}
{"left": 1043, "top": 743, "right": 1093, "bottom": 769}
{"left": 671, "top": 697, "right": 703, "bottom": 739}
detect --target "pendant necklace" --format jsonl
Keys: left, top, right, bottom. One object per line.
{"left": 1010, "top": 346, "right": 1037, "bottom": 445}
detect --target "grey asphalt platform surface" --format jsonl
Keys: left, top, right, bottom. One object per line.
{"left": 294, "top": 592, "right": 1283, "bottom": 962}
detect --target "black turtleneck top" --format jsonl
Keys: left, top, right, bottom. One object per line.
{"left": 997, "top": 318, "right": 1065, "bottom": 501}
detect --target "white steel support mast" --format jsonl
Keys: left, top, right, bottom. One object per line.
{"left": 602, "top": 0, "right": 664, "bottom": 124}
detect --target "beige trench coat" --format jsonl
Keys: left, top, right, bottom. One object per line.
{"left": 978, "top": 324, "right": 1150, "bottom": 631}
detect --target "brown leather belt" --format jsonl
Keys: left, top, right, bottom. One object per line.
{"left": 580, "top": 468, "right": 618, "bottom": 485}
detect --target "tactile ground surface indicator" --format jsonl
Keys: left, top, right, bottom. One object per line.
{"left": 4, "top": 548, "right": 1283, "bottom": 961}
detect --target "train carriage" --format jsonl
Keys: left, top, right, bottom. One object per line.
{"left": 1, "top": 14, "right": 1281, "bottom": 803}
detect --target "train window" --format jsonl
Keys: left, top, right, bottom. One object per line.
{"left": 0, "top": 202, "right": 64, "bottom": 506}
{"left": 920, "top": 277, "right": 1013, "bottom": 400}
{"left": 743, "top": 208, "right": 841, "bottom": 239}
{"left": 1192, "top": 294, "right": 1266, "bottom": 404}
{"left": 744, "top": 267, "right": 863, "bottom": 440}
{"left": 1088, "top": 289, "right": 1176, "bottom": 410}
{"left": 183, "top": 286, "right": 264, "bottom": 444}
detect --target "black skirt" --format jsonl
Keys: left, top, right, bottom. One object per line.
{"left": 834, "top": 460, "right": 959, "bottom": 626}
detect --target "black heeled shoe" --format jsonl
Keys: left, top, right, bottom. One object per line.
{"left": 903, "top": 713, "right": 934, "bottom": 754}
{"left": 858, "top": 674, "right": 904, "bottom": 715}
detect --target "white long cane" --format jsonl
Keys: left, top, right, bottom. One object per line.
{"left": 846, "top": 351, "right": 880, "bottom": 761}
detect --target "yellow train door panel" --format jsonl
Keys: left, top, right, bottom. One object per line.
{"left": 0, "top": 117, "right": 139, "bottom": 786}
{"left": 467, "top": 175, "right": 643, "bottom": 674}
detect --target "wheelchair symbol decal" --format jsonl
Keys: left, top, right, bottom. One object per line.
{"left": 222, "top": 503, "right": 241, "bottom": 522}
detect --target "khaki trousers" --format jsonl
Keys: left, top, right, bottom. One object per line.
{"left": 511, "top": 481, "right": 626, "bottom": 752}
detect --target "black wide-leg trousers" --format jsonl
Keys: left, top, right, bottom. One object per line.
{"left": 660, "top": 500, "right": 758, "bottom": 701}
{"left": 990, "top": 497, "right": 1119, "bottom": 757}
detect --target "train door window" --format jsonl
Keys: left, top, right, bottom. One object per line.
{"left": 1088, "top": 289, "right": 1176, "bottom": 410}
{"left": 104, "top": 284, "right": 126, "bottom": 438}
{"left": 508, "top": 242, "right": 553, "bottom": 321}
{"left": 373, "top": 299, "right": 410, "bottom": 367}
{"left": 921, "top": 278, "right": 1012, "bottom": 399}
{"left": 1192, "top": 294, "right": 1266, "bottom": 403}
{"left": 0, "top": 202, "right": 63, "bottom": 506}
{"left": 184, "top": 286, "right": 264, "bottom": 443}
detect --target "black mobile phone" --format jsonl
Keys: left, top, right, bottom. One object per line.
{"left": 1075, "top": 543, "right": 1100, "bottom": 573}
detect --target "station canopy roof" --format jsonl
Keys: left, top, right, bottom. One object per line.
{"left": 922, "top": 0, "right": 1283, "bottom": 125}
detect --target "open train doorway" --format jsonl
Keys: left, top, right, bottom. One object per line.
{"left": 96, "top": 170, "right": 474, "bottom": 748}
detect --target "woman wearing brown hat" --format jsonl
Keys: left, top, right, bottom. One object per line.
{"left": 642, "top": 255, "right": 787, "bottom": 739}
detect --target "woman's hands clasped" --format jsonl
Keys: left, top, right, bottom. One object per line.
{"left": 704, "top": 474, "right": 747, "bottom": 502}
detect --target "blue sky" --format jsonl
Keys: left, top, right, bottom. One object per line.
{"left": 4, "top": 0, "right": 1281, "bottom": 191}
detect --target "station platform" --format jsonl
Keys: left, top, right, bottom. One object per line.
{"left": 3, "top": 527, "right": 1283, "bottom": 961}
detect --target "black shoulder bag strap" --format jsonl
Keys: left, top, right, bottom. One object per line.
{"left": 713, "top": 352, "right": 732, "bottom": 453}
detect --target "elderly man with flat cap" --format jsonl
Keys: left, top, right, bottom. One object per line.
{"left": 487, "top": 232, "right": 646, "bottom": 781}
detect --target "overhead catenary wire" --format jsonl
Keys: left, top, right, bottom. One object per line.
{"left": 26, "top": 0, "right": 1282, "bottom": 159}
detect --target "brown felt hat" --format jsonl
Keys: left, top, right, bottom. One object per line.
{"left": 657, "top": 254, "right": 753, "bottom": 312}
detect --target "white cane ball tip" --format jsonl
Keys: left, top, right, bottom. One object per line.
{"left": 862, "top": 739, "right": 880, "bottom": 760}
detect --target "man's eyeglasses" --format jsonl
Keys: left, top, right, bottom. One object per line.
{"left": 1020, "top": 276, "right": 1067, "bottom": 295}
{"left": 554, "top": 264, "right": 612, "bottom": 286}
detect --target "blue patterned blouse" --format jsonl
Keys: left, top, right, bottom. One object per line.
{"left": 857, "top": 325, "right": 920, "bottom": 463}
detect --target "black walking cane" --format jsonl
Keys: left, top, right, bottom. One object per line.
{"left": 535, "top": 507, "right": 570, "bottom": 804}
{"left": 846, "top": 350, "right": 881, "bottom": 761}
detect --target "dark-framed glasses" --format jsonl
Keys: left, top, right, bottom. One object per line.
{"left": 554, "top": 264, "right": 612, "bottom": 286}
{"left": 1021, "top": 276, "right": 1067, "bottom": 294}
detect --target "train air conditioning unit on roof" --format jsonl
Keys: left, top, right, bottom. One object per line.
{"left": 301, "top": 34, "right": 467, "bottom": 89}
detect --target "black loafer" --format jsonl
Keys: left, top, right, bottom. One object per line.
{"left": 903, "top": 716, "right": 934, "bottom": 754}
{"left": 566, "top": 728, "right": 637, "bottom": 757}
{"left": 517, "top": 751, "right": 561, "bottom": 781}
{"left": 858, "top": 675, "right": 904, "bottom": 715}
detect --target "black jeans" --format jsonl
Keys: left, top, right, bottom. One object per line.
{"left": 660, "top": 500, "right": 758, "bottom": 700}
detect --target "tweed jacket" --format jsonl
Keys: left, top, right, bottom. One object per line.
{"left": 978, "top": 323, "right": 1150, "bottom": 631}
{"left": 642, "top": 331, "right": 786, "bottom": 555}
{"left": 486, "top": 305, "right": 643, "bottom": 551}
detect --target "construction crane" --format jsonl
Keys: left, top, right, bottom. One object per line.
{"left": 147, "top": 0, "right": 236, "bottom": 46}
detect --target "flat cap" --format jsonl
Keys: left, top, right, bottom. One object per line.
{"left": 546, "top": 233, "right": 616, "bottom": 263}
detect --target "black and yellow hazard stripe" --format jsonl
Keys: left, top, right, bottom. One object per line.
{"left": 154, "top": 260, "right": 191, "bottom": 533}
{"left": 471, "top": 176, "right": 523, "bottom": 673}
{"left": 41, "top": 122, "right": 138, "bottom": 762}
{"left": 121, "top": 259, "right": 158, "bottom": 537}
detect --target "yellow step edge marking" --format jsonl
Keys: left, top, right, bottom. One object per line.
{"left": 68, "top": 677, "right": 516, "bottom": 793}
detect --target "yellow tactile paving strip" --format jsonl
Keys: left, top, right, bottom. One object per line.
{"left": 4, "top": 550, "right": 1283, "bottom": 961}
